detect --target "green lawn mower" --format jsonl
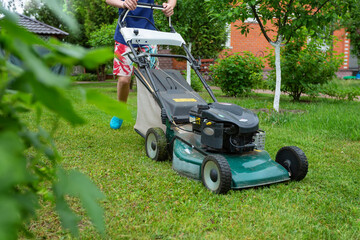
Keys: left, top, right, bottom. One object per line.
{"left": 120, "top": 3, "right": 308, "bottom": 194}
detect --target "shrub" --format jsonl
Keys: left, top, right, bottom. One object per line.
{"left": 73, "top": 73, "right": 98, "bottom": 82}
{"left": 267, "top": 38, "right": 342, "bottom": 101}
{"left": 182, "top": 69, "right": 204, "bottom": 92}
{"left": 320, "top": 78, "right": 360, "bottom": 101}
{"left": 88, "top": 21, "right": 116, "bottom": 81}
{"left": 191, "top": 74, "right": 204, "bottom": 92}
{"left": 210, "top": 52, "right": 264, "bottom": 96}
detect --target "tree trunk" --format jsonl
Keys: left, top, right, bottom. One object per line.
{"left": 186, "top": 43, "right": 192, "bottom": 85}
{"left": 96, "top": 64, "right": 106, "bottom": 81}
{"left": 271, "top": 36, "right": 283, "bottom": 112}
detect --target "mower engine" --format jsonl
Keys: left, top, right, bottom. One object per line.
{"left": 189, "top": 102, "right": 264, "bottom": 153}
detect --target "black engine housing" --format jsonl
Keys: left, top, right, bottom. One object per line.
{"left": 189, "top": 102, "right": 259, "bottom": 153}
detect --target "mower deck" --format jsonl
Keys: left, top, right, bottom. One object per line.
{"left": 171, "top": 126, "right": 290, "bottom": 189}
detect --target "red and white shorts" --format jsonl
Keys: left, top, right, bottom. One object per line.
{"left": 113, "top": 41, "right": 159, "bottom": 76}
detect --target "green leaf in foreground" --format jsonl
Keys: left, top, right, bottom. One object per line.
{"left": 54, "top": 168, "right": 106, "bottom": 236}
{"left": 42, "top": 0, "right": 79, "bottom": 34}
{"left": 81, "top": 47, "right": 114, "bottom": 69}
{"left": 86, "top": 89, "right": 132, "bottom": 121}
{"left": 0, "top": 131, "right": 35, "bottom": 240}
{"left": 1, "top": 7, "right": 108, "bottom": 238}
{"left": 28, "top": 77, "right": 85, "bottom": 125}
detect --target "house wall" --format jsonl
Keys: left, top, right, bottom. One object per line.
{"left": 332, "top": 28, "right": 354, "bottom": 77}
{"left": 230, "top": 21, "right": 276, "bottom": 68}
{"left": 332, "top": 28, "right": 351, "bottom": 70}
{"left": 158, "top": 48, "right": 173, "bottom": 69}
{"left": 228, "top": 20, "right": 352, "bottom": 76}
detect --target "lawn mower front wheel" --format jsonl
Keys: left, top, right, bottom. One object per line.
{"left": 276, "top": 146, "right": 308, "bottom": 181}
{"left": 201, "top": 155, "right": 232, "bottom": 194}
{"left": 145, "top": 127, "right": 168, "bottom": 161}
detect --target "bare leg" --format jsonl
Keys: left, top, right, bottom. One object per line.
{"left": 117, "top": 75, "right": 131, "bottom": 103}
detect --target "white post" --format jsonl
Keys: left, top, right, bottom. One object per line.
{"left": 271, "top": 36, "right": 283, "bottom": 112}
{"left": 186, "top": 42, "right": 192, "bottom": 85}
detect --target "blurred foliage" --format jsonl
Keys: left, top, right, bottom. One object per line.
{"left": 0, "top": 4, "right": 131, "bottom": 239}
{"left": 72, "top": 73, "right": 99, "bottom": 82}
{"left": 23, "top": 0, "right": 84, "bottom": 45}
{"left": 23, "top": 0, "right": 117, "bottom": 47}
{"left": 64, "top": 0, "right": 118, "bottom": 45}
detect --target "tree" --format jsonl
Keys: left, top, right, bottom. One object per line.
{"left": 23, "top": 0, "right": 118, "bottom": 79}
{"left": 267, "top": 34, "right": 342, "bottom": 101}
{"left": 155, "top": 0, "right": 228, "bottom": 59}
{"left": 88, "top": 21, "right": 117, "bottom": 81}
{"left": 206, "top": 0, "right": 348, "bottom": 111}
{"left": 1, "top": 0, "right": 23, "bottom": 12}
{"left": 23, "top": 0, "right": 63, "bottom": 28}
{"left": 64, "top": 0, "right": 118, "bottom": 47}
{"left": 0, "top": 2, "right": 131, "bottom": 238}
{"left": 23, "top": 0, "right": 118, "bottom": 47}
{"left": 23, "top": 0, "right": 88, "bottom": 46}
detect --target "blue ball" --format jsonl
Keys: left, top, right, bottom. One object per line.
{"left": 110, "top": 116, "right": 123, "bottom": 129}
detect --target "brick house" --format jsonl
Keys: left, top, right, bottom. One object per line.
{"left": 227, "top": 20, "right": 359, "bottom": 78}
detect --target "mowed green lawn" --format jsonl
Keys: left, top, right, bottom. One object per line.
{"left": 26, "top": 82, "right": 360, "bottom": 239}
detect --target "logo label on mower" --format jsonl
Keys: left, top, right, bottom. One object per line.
{"left": 173, "top": 98, "right": 197, "bottom": 102}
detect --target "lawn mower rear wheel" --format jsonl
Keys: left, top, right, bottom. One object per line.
{"left": 145, "top": 127, "right": 168, "bottom": 161}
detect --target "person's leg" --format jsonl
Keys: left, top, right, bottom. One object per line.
{"left": 117, "top": 75, "right": 131, "bottom": 103}
{"left": 116, "top": 44, "right": 157, "bottom": 103}
{"left": 113, "top": 41, "right": 134, "bottom": 103}
{"left": 110, "top": 41, "right": 133, "bottom": 129}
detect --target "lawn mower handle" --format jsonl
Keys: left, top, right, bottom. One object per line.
{"left": 118, "top": 2, "right": 174, "bottom": 32}
{"left": 136, "top": 2, "right": 164, "bottom": 10}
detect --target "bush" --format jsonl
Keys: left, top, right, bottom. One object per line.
{"left": 210, "top": 52, "right": 264, "bottom": 96}
{"left": 73, "top": 73, "right": 98, "bottom": 82}
{"left": 267, "top": 38, "right": 342, "bottom": 101}
{"left": 182, "top": 69, "right": 204, "bottom": 92}
{"left": 320, "top": 78, "right": 360, "bottom": 101}
{"left": 88, "top": 21, "right": 116, "bottom": 81}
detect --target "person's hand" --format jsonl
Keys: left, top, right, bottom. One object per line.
{"left": 162, "top": 2, "right": 175, "bottom": 17}
{"left": 123, "top": 0, "right": 137, "bottom": 10}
